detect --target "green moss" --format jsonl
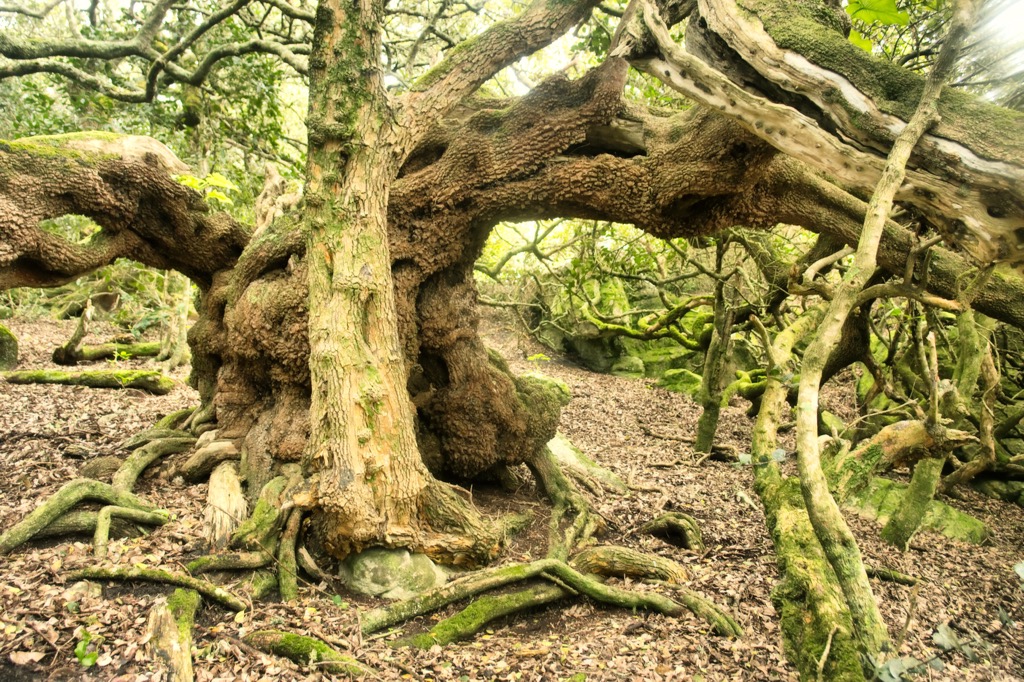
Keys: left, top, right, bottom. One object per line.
{"left": 0, "top": 132, "right": 122, "bottom": 162}
{"left": 413, "top": 29, "right": 489, "bottom": 90}
{"left": 737, "top": 0, "right": 1024, "bottom": 159}
{"left": 231, "top": 476, "right": 287, "bottom": 551}
{"left": 2, "top": 369, "right": 174, "bottom": 394}
{"left": 0, "top": 324, "right": 17, "bottom": 370}
{"left": 154, "top": 407, "right": 196, "bottom": 430}
{"left": 830, "top": 443, "right": 883, "bottom": 503}
{"left": 852, "top": 478, "right": 989, "bottom": 544}
{"left": 394, "top": 586, "right": 558, "bottom": 648}
{"left": 755, "top": 471, "right": 864, "bottom": 681}
{"left": 244, "top": 630, "right": 368, "bottom": 676}
{"left": 167, "top": 588, "right": 200, "bottom": 642}
{"left": 657, "top": 368, "right": 703, "bottom": 397}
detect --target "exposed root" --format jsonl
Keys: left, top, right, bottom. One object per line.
{"left": 183, "top": 403, "right": 217, "bottom": 435}
{"left": 35, "top": 509, "right": 142, "bottom": 540}
{"left": 2, "top": 369, "right": 175, "bottom": 394}
{"left": 121, "top": 428, "right": 195, "bottom": 451}
{"left": 230, "top": 475, "right": 290, "bottom": 552}
{"left": 186, "top": 551, "right": 271, "bottom": 575}
{"left": 175, "top": 440, "right": 240, "bottom": 483}
{"left": 94, "top": 506, "right": 169, "bottom": 559}
{"left": 146, "top": 588, "right": 200, "bottom": 682}
{"left": 69, "top": 565, "right": 246, "bottom": 611}
{"left": 393, "top": 583, "right": 567, "bottom": 648}
{"left": 529, "top": 445, "right": 604, "bottom": 560}
{"left": 240, "top": 570, "right": 279, "bottom": 600}
{"left": 204, "top": 461, "right": 246, "bottom": 550}
{"left": 418, "top": 479, "right": 519, "bottom": 568}
{"left": 154, "top": 408, "right": 196, "bottom": 431}
{"left": 0, "top": 479, "right": 157, "bottom": 555}
{"left": 866, "top": 566, "right": 918, "bottom": 586}
{"left": 880, "top": 456, "right": 944, "bottom": 550}
{"left": 276, "top": 509, "right": 302, "bottom": 601}
{"left": 243, "top": 630, "right": 371, "bottom": 677}
{"left": 547, "top": 433, "right": 628, "bottom": 495}
{"left": 0, "top": 424, "right": 195, "bottom": 556}
{"left": 647, "top": 581, "right": 744, "bottom": 638}
{"left": 640, "top": 512, "right": 705, "bottom": 552}
{"left": 57, "top": 341, "right": 162, "bottom": 366}
{"left": 113, "top": 437, "right": 195, "bottom": 491}
{"left": 571, "top": 545, "right": 688, "bottom": 584}
{"left": 362, "top": 561, "right": 548, "bottom": 634}
{"left": 366, "top": 553, "right": 740, "bottom": 646}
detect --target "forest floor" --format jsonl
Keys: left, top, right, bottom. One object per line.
{"left": 0, "top": 315, "right": 1022, "bottom": 681}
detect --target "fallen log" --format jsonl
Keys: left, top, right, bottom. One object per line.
{"left": 53, "top": 341, "right": 161, "bottom": 366}
{"left": 3, "top": 369, "right": 175, "bottom": 395}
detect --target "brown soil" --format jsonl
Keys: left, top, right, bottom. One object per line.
{"left": 0, "top": 316, "right": 1022, "bottom": 681}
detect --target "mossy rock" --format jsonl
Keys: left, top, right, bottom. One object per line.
{"left": 611, "top": 355, "right": 645, "bottom": 378}
{"left": 0, "top": 324, "right": 18, "bottom": 370}
{"left": 852, "top": 477, "right": 989, "bottom": 544}
{"left": 634, "top": 345, "right": 701, "bottom": 377}
{"left": 519, "top": 372, "right": 571, "bottom": 405}
{"left": 340, "top": 548, "right": 448, "bottom": 600}
{"left": 971, "top": 479, "right": 1024, "bottom": 507}
{"left": 657, "top": 368, "right": 703, "bottom": 398}
{"left": 565, "top": 336, "right": 621, "bottom": 373}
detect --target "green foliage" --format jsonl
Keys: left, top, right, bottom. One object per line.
{"left": 871, "top": 654, "right": 942, "bottom": 681}
{"left": 73, "top": 630, "right": 98, "bottom": 668}
{"left": 845, "top": 0, "right": 910, "bottom": 53}
{"left": 176, "top": 172, "right": 240, "bottom": 206}
{"left": 846, "top": 0, "right": 910, "bottom": 28}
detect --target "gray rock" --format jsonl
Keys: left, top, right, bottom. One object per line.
{"left": 340, "top": 547, "right": 447, "bottom": 600}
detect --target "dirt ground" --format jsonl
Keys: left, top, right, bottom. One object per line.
{"left": 1, "top": 315, "right": 1022, "bottom": 681}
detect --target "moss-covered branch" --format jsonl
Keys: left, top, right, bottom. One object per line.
{"left": 68, "top": 565, "right": 246, "bottom": 611}
{"left": 3, "top": 369, "right": 175, "bottom": 394}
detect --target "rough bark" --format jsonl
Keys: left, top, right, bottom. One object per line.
{"left": 748, "top": 304, "right": 864, "bottom": 681}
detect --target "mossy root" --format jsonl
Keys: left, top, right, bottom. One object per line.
{"left": 0, "top": 479, "right": 157, "bottom": 555}
{"left": 69, "top": 566, "right": 246, "bottom": 611}
{"left": 243, "top": 630, "right": 371, "bottom": 677}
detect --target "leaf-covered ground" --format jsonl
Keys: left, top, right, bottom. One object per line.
{"left": 1, "top": 316, "right": 1022, "bottom": 681}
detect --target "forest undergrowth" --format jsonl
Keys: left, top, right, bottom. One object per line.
{"left": 0, "top": 315, "right": 1021, "bottom": 681}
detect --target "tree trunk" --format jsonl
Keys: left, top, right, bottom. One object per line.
{"left": 694, "top": 240, "right": 734, "bottom": 453}
{"left": 301, "top": 0, "right": 435, "bottom": 557}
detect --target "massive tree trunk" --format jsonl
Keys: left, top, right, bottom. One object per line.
{"left": 300, "top": 0, "right": 430, "bottom": 558}
{"left": 2, "top": 0, "right": 1022, "bottom": 574}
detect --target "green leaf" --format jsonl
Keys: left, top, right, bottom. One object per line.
{"left": 848, "top": 28, "right": 874, "bottom": 52}
{"left": 738, "top": 453, "right": 752, "bottom": 465}
{"left": 771, "top": 448, "right": 787, "bottom": 462}
{"left": 175, "top": 174, "right": 202, "bottom": 190}
{"left": 203, "top": 172, "right": 238, "bottom": 191}
{"left": 846, "top": 0, "right": 909, "bottom": 26}
{"left": 932, "top": 622, "right": 961, "bottom": 651}
{"left": 1014, "top": 561, "right": 1024, "bottom": 583}
{"left": 205, "top": 189, "right": 234, "bottom": 205}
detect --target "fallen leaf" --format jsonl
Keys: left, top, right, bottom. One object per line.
{"left": 9, "top": 651, "right": 45, "bottom": 665}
